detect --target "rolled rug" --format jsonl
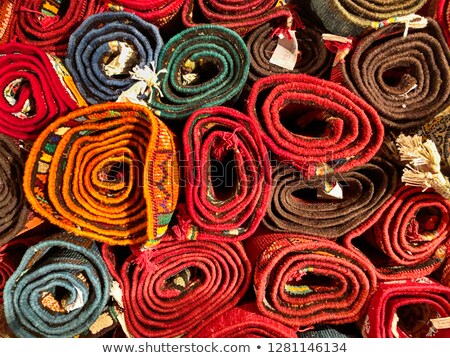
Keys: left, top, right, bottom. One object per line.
{"left": 436, "top": 0, "right": 450, "bottom": 45}
{"left": 148, "top": 25, "right": 249, "bottom": 121}
{"left": 180, "top": 106, "right": 271, "bottom": 242}
{"left": 246, "top": 74, "right": 384, "bottom": 176}
{"left": 338, "top": 19, "right": 450, "bottom": 130}
{"left": 0, "top": 134, "right": 28, "bottom": 246}
{"left": 192, "top": 303, "right": 297, "bottom": 338}
{"left": 298, "top": 324, "right": 362, "bottom": 338}
{"left": 308, "top": 0, "right": 427, "bottom": 36}
{"left": 362, "top": 278, "right": 450, "bottom": 338}
{"left": 102, "top": 238, "right": 251, "bottom": 337}
{"left": 263, "top": 157, "right": 398, "bottom": 239}
{"left": 0, "top": 0, "right": 15, "bottom": 44}
{"left": 0, "top": 42, "right": 81, "bottom": 140}
{"left": 10, "top": 0, "right": 100, "bottom": 56}
{"left": 182, "top": 0, "right": 293, "bottom": 36}
{"left": 103, "top": 0, "right": 184, "bottom": 27}
{"left": 65, "top": 12, "right": 164, "bottom": 105}
{"left": 246, "top": 22, "right": 332, "bottom": 82}
{"left": 245, "top": 232, "right": 377, "bottom": 328}
{"left": 3, "top": 231, "right": 111, "bottom": 337}
{"left": 440, "top": 259, "right": 450, "bottom": 286}
{"left": 23, "top": 102, "right": 179, "bottom": 246}
{"left": 344, "top": 185, "right": 450, "bottom": 280}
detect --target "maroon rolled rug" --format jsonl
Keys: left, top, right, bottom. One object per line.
{"left": 191, "top": 303, "right": 298, "bottom": 338}
{"left": 179, "top": 106, "right": 272, "bottom": 242}
{"left": 436, "top": 0, "right": 450, "bottom": 45}
{"left": 0, "top": 42, "right": 80, "bottom": 140}
{"left": 10, "top": 0, "right": 100, "bottom": 56}
{"left": 102, "top": 239, "right": 251, "bottom": 337}
{"left": 0, "top": 0, "right": 16, "bottom": 44}
{"left": 246, "top": 74, "right": 384, "bottom": 176}
{"left": 344, "top": 185, "right": 450, "bottom": 280}
{"left": 245, "top": 232, "right": 377, "bottom": 328}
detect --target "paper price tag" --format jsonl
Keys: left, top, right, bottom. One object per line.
{"left": 317, "top": 182, "right": 343, "bottom": 200}
{"left": 430, "top": 317, "right": 450, "bottom": 330}
{"left": 269, "top": 30, "right": 299, "bottom": 71}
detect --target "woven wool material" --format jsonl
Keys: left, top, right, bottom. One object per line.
{"left": 0, "top": 134, "right": 28, "bottom": 246}
{"left": 263, "top": 157, "right": 399, "bottom": 239}
{"left": 246, "top": 22, "right": 332, "bottom": 82}
{"left": 104, "top": 0, "right": 184, "bottom": 27}
{"left": 182, "top": 0, "right": 293, "bottom": 36}
{"left": 3, "top": 231, "right": 111, "bottom": 337}
{"left": 362, "top": 278, "right": 450, "bottom": 338}
{"left": 309, "top": 0, "right": 427, "bottom": 36}
{"left": 23, "top": 102, "right": 179, "bottom": 246}
{"left": 149, "top": 25, "right": 250, "bottom": 121}
{"left": 436, "top": 0, "right": 450, "bottom": 45}
{"left": 344, "top": 185, "right": 450, "bottom": 280}
{"left": 246, "top": 74, "right": 384, "bottom": 176}
{"left": 191, "top": 303, "right": 298, "bottom": 338}
{"left": 337, "top": 19, "right": 450, "bottom": 130}
{"left": 65, "top": 12, "right": 164, "bottom": 105}
{"left": 245, "top": 232, "right": 377, "bottom": 328}
{"left": 441, "top": 259, "right": 450, "bottom": 286}
{"left": 102, "top": 239, "right": 251, "bottom": 337}
{"left": 10, "top": 0, "right": 100, "bottom": 56}
{"left": 0, "top": 0, "right": 15, "bottom": 44}
{"left": 0, "top": 43, "right": 80, "bottom": 140}
{"left": 298, "top": 324, "right": 361, "bottom": 338}
{"left": 180, "top": 106, "right": 271, "bottom": 242}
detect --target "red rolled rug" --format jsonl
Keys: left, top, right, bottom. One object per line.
{"left": 179, "top": 106, "right": 272, "bottom": 242}
{"left": 10, "top": 0, "right": 100, "bottom": 56}
{"left": 344, "top": 185, "right": 450, "bottom": 280}
{"left": 436, "top": 0, "right": 450, "bottom": 45}
{"left": 182, "top": 0, "right": 293, "bottom": 36}
{"left": 362, "top": 278, "right": 450, "bottom": 338}
{"left": 0, "top": 42, "right": 81, "bottom": 140}
{"left": 0, "top": 0, "right": 15, "bottom": 44}
{"left": 102, "top": 239, "right": 251, "bottom": 337}
{"left": 245, "top": 232, "right": 377, "bottom": 328}
{"left": 191, "top": 303, "right": 297, "bottom": 338}
{"left": 246, "top": 74, "right": 384, "bottom": 176}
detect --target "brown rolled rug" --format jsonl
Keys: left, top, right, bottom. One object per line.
{"left": 337, "top": 18, "right": 450, "bottom": 130}
{"left": 344, "top": 185, "right": 450, "bottom": 280}
{"left": 191, "top": 303, "right": 298, "bottom": 338}
{"left": 263, "top": 157, "right": 399, "bottom": 239}
{"left": 246, "top": 22, "right": 332, "bottom": 82}
{"left": 245, "top": 232, "right": 377, "bottom": 328}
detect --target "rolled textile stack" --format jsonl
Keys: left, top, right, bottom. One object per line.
{"left": 0, "top": 0, "right": 15, "bottom": 44}
{"left": 65, "top": 12, "right": 163, "bottom": 105}
{"left": 337, "top": 19, "right": 450, "bottom": 130}
{"left": 246, "top": 22, "right": 332, "bottom": 82}
{"left": 10, "top": 0, "right": 100, "bottom": 56}
{"left": 362, "top": 278, "right": 450, "bottom": 338}
{"left": 23, "top": 102, "right": 179, "bottom": 246}
{"left": 247, "top": 74, "right": 384, "bottom": 176}
{"left": 436, "top": 0, "right": 450, "bottom": 45}
{"left": 263, "top": 157, "right": 398, "bottom": 239}
{"left": 344, "top": 186, "right": 450, "bottom": 280}
{"left": 191, "top": 303, "right": 297, "bottom": 338}
{"left": 182, "top": 0, "right": 293, "bottom": 36}
{"left": 0, "top": 134, "right": 28, "bottom": 246}
{"left": 245, "top": 232, "right": 377, "bottom": 328}
{"left": 102, "top": 239, "right": 251, "bottom": 337}
{"left": 180, "top": 106, "right": 271, "bottom": 242}
{"left": 149, "top": 25, "right": 250, "bottom": 121}
{"left": 103, "top": 0, "right": 185, "bottom": 27}
{"left": 308, "top": 0, "right": 427, "bottom": 36}
{"left": 0, "top": 43, "right": 81, "bottom": 140}
{"left": 3, "top": 232, "right": 111, "bottom": 337}
{"left": 440, "top": 260, "right": 450, "bottom": 286}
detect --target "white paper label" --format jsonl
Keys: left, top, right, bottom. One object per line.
{"left": 317, "top": 182, "right": 343, "bottom": 199}
{"left": 430, "top": 317, "right": 450, "bottom": 330}
{"left": 269, "top": 30, "right": 299, "bottom": 71}
{"left": 65, "top": 287, "right": 84, "bottom": 313}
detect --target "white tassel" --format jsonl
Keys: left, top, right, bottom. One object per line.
{"left": 396, "top": 134, "right": 450, "bottom": 199}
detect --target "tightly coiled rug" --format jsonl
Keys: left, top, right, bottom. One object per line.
{"left": 65, "top": 12, "right": 164, "bottom": 105}
{"left": 23, "top": 102, "right": 179, "bottom": 246}
{"left": 246, "top": 74, "right": 384, "bottom": 176}
{"left": 149, "top": 25, "right": 250, "bottom": 121}
{"left": 102, "top": 239, "right": 251, "bottom": 337}
{"left": 245, "top": 232, "right": 377, "bottom": 328}
{"left": 3, "top": 232, "right": 111, "bottom": 337}
{"left": 179, "top": 106, "right": 271, "bottom": 242}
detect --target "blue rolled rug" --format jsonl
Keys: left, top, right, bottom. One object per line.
{"left": 3, "top": 232, "right": 111, "bottom": 337}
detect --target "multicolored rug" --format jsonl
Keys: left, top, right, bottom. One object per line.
{"left": 23, "top": 102, "right": 179, "bottom": 246}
